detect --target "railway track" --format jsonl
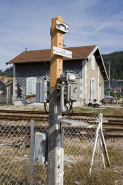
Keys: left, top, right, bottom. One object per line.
{"left": 0, "top": 123, "right": 123, "bottom": 139}
{"left": 0, "top": 109, "right": 123, "bottom": 118}
{"left": 0, "top": 110, "right": 123, "bottom": 139}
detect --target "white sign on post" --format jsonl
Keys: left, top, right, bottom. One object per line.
{"left": 53, "top": 46, "right": 72, "bottom": 58}
{"left": 56, "top": 20, "right": 69, "bottom": 33}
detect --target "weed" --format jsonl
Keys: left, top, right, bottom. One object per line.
{"left": 73, "top": 106, "right": 123, "bottom": 116}
{"left": 64, "top": 161, "right": 120, "bottom": 185}
{"left": 108, "top": 145, "right": 123, "bottom": 166}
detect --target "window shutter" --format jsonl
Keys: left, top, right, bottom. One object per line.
{"left": 90, "top": 78, "right": 96, "bottom": 100}
{"left": 91, "top": 55, "right": 95, "bottom": 70}
{"left": 94, "top": 80, "right": 96, "bottom": 99}
{"left": 32, "top": 79, "right": 36, "bottom": 94}
{"left": 90, "top": 78, "right": 93, "bottom": 99}
{"left": 28, "top": 79, "right": 32, "bottom": 94}
{"left": 26, "top": 77, "right": 36, "bottom": 95}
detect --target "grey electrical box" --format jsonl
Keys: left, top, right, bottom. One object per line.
{"left": 34, "top": 131, "right": 48, "bottom": 163}
{"left": 65, "top": 83, "right": 77, "bottom": 102}
{"left": 69, "top": 83, "right": 77, "bottom": 101}
{"left": 60, "top": 70, "right": 76, "bottom": 82}
{"left": 36, "top": 81, "right": 49, "bottom": 103}
{"left": 59, "top": 70, "right": 78, "bottom": 114}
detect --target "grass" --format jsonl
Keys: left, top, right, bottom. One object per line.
{"left": 73, "top": 106, "right": 123, "bottom": 116}
{"left": 108, "top": 145, "right": 123, "bottom": 166}
{"left": 0, "top": 146, "right": 47, "bottom": 184}
{"left": 0, "top": 104, "right": 6, "bottom": 106}
{"left": 1, "top": 104, "right": 123, "bottom": 116}
{"left": 0, "top": 141, "right": 123, "bottom": 184}
{"left": 64, "top": 144, "right": 123, "bottom": 185}
{"left": 64, "top": 161, "right": 120, "bottom": 185}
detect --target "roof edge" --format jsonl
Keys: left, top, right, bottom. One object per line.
{"left": 87, "top": 45, "right": 108, "bottom": 80}
{"left": 87, "top": 45, "right": 98, "bottom": 60}
{"left": 98, "top": 48, "right": 108, "bottom": 80}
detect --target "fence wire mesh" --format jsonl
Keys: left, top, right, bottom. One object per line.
{"left": 0, "top": 119, "right": 31, "bottom": 184}
{"left": 0, "top": 118, "right": 48, "bottom": 185}
{"left": 0, "top": 113, "right": 111, "bottom": 185}
{"left": 63, "top": 114, "right": 105, "bottom": 185}
{"left": 0, "top": 95, "right": 12, "bottom": 105}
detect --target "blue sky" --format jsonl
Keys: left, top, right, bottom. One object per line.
{"left": 0, "top": 0, "right": 123, "bottom": 70}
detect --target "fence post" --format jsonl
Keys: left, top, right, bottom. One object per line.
{"left": 47, "top": 16, "right": 64, "bottom": 185}
{"left": 30, "top": 119, "right": 34, "bottom": 185}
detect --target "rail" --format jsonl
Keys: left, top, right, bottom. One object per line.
{"left": 0, "top": 109, "right": 123, "bottom": 118}
{"left": 0, "top": 110, "right": 123, "bottom": 139}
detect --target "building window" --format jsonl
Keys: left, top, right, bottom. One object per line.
{"left": 26, "top": 77, "right": 36, "bottom": 95}
{"left": 91, "top": 55, "right": 95, "bottom": 70}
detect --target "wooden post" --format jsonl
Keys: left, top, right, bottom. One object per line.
{"left": 47, "top": 16, "right": 64, "bottom": 185}
{"left": 50, "top": 16, "right": 63, "bottom": 87}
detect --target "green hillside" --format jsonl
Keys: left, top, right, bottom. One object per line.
{"left": 0, "top": 66, "right": 13, "bottom": 77}
{"left": 102, "top": 51, "right": 123, "bottom": 79}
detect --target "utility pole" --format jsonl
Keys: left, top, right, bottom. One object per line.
{"left": 107, "top": 61, "right": 111, "bottom": 96}
{"left": 47, "top": 16, "right": 64, "bottom": 185}
{"left": 109, "top": 62, "right": 111, "bottom": 96}
{"left": 113, "top": 78, "right": 114, "bottom": 97}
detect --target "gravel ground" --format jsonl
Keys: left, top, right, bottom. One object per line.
{"left": 0, "top": 104, "right": 45, "bottom": 111}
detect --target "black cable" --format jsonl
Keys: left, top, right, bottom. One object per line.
{"left": 44, "top": 101, "right": 73, "bottom": 117}
{"left": 66, "top": 102, "right": 73, "bottom": 119}
{"left": 69, "top": 102, "right": 72, "bottom": 112}
{"left": 44, "top": 103, "right": 49, "bottom": 114}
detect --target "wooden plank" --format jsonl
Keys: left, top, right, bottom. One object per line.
{"left": 50, "top": 16, "right": 63, "bottom": 87}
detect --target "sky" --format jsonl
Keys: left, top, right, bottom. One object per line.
{"left": 0, "top": 0, "right": 123, "bottom": 70}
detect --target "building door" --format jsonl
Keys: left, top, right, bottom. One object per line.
{"left": 99, "top": 85, "right": 101, "bottom": 101}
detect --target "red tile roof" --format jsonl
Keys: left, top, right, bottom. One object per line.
{"left": 6, "top": 45, "right": 96, "bottom": 64}
{"left": 7, "top": 77, "right": 13, "bottom": 82}
{"left": 0, "top": 76, "right": 3, "bottom": 81}
{"left": 0, "top": 76, "right": 12, "bottom": 82}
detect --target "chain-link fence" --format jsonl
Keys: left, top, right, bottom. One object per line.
{"left": 0, "top": 113, "right": 114, "bottom": 184}
{"left": 0, "top": 95, "right": 12, "bottom": 105}
{"left": 0, "top": 118, "right": 48, "bottom": 185}
{"left": 63, "top": 114, "right": 109, "bottom": 185}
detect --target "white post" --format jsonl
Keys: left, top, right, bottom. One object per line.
{"left": 89, "top": 113, "right": 110, "bottom": 174}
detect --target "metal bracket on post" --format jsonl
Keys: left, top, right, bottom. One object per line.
{"left": 58, "top": 118, "right": 89, "bottom": 127}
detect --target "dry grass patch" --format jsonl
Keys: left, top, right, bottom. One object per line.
{"left": 73, "top": 106, "right": 123, "bottom": 116}
{"left": 64, "top": 161, "right": 120, "bottom": 185}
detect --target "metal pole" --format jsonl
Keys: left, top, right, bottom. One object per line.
{"left": 113, "top": 79, "right": 114, "bottom": 98}
{"left": 30, "top": 119, "right": 34, "bottom": 185}
{"left": 47, "top": 16, "right": 64, "bottom": 185}
{"left": 107, "top": 61, "right": 111, "bottom": 96}
{"left": 109, "top": 64, "right": 110, "bottom": 96}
